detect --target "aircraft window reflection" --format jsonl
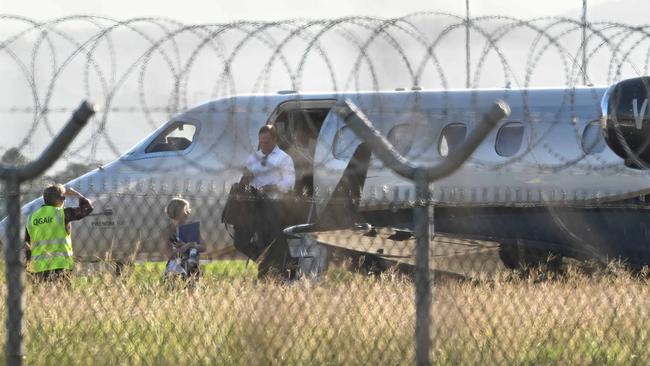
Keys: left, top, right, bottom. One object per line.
{"left": 495, "top": 122, "right": 524, "bottom": 157}
{"left": 387, "top": 124, "right": 429, "bottom": 157}
{"left": 145, "top": 122, "right": 197, "bottom": 153}
{"left": 333, "top": 126, "right": 358, "bottom": 160}
{"left": 439, "top": 123, "right": 467, "bottom": 157}
{"left": 581, "top": 120, "right": 606, "bottom": 154}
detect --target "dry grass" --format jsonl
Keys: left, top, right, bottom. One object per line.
{"left": 432, "top": 265, "right": 650, "bottom": 364}
{"left": 0, "top": 262, "right": 648, "bottom": 365}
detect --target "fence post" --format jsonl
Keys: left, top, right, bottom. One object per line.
{"left": 5, "top": 177, "right": 23, "bottom": 366}
{"left": 335, "top": 98, "right": 509, "bottom": 365}
{"left": 414, "top": 171, "right": 431, "bottom": 366}
{"left": 1, "top": 101, "right": 94, "bottom": 366}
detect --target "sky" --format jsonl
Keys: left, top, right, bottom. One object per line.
{"left": 0, "top": 0, "right": 638, "bottom": 24}
{"left": 1, "top": 0, "right": 647, "bottom": 169}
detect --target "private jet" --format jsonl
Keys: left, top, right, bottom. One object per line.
{"left": 2, "top": 76, "right": 650, "bottom": 276}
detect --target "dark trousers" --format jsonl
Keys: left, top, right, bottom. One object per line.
{"left": 233, "top": 192, "right": 291, "bottom": 279}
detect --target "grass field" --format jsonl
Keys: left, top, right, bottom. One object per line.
{"left": 0, "top": 261, "right": 649, "bottom": 365}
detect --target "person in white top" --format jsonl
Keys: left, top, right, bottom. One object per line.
{"left": 235, "top": 125, "right": 296, "bottom": 279}
{"left": 243, "top": 125, "right": 295, "bottom": 193}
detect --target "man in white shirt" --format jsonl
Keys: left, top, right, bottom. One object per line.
{"left": 243, "top": 125, "right": 295, "bottom": 193}
{"left": 235, "top": 125, "right": 296, "bottom": 279}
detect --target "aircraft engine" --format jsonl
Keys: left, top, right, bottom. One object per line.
{"left": 601, "top": 76, "right": 650, "bottom": 168}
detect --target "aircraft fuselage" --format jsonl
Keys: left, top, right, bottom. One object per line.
{"left": 3, "top": 82, "right": 650, "bottom": 269}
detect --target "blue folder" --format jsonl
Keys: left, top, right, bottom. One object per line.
{"left": 178, "top": 221, "right": 201, "bottom": 244}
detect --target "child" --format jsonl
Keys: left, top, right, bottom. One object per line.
{"left": 162, "top": 197, "right": 206, "bottom": 285}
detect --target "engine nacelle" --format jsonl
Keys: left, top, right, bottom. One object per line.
{"left": 601, "top": 76, "right": 650, "bottom": 168}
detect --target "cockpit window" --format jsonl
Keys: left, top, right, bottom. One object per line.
{"left": 145, "top": 122, "right": 197, "bottom": 153}
{"left": 581, "top": 120, "right": 606, "bottom": 154}
{"left": 439, "top": 123, "right": 467, "bottom": 157}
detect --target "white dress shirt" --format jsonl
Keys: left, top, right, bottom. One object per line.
{"left": 245, "top": 146, "right": 295, "bottom": 193}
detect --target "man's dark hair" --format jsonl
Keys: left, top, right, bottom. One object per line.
{"left": 258, "top": 125, "right": 276, "bottom": 139}
{"left": 43, "top": 184, "right": 65, "bottom": 205}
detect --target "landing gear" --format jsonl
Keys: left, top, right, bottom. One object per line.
{"left": 342, "top": 253, "right": 390, "bottom": 277}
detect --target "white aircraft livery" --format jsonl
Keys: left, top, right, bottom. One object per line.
{"left": 2, "top": 76, "right": 650, "bottom": 274}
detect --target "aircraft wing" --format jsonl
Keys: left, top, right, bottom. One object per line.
{"left": 301, "top": 226, "right": 506, "bottom": 278}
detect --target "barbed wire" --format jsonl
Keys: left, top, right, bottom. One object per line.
{"left": 1, "top": 13, "right": 649, "bottom": 172}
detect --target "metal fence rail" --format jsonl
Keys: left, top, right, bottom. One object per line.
{"left": 334, "top": 98, "right": 510, "bottom": 365}
{"left": 1, "top": 102, "right": 94, "bottom": 365}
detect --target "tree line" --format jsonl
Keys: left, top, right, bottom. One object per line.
{"left": 0, "top": 147, "right": 99, "bottom": 218}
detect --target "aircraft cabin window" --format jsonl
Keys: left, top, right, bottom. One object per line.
{"left": 581, "top": 120, "right": 606, "bottom": 154}
{"left": 495, "top": 122, "right": 524, "bottom": 157}
{"left": 145, "top": 122, "right": 197, "bottom": 153}
{"left": 438, "top": 123, "right": 467, "bottom": 157}
{"left": 387, "top": 124, "right": 430, "bottom": 157}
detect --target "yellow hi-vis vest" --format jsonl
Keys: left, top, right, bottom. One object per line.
{"left": 26, "top": 205, "right": 74, "bottom": 273}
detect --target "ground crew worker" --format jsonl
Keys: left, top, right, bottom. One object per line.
{"left": 24, "top": 184, "right": 93, "bottom": 282}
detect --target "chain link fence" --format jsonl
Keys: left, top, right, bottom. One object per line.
{"left": 2, "top": 180, "right": 650, "bottom": 364}
{"left": 2, "top": 12, "right": 650, "bottom": 365}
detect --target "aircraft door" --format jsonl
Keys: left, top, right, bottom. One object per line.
{"left": 313, "top": 102, "right": 364, "bottom": 215}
